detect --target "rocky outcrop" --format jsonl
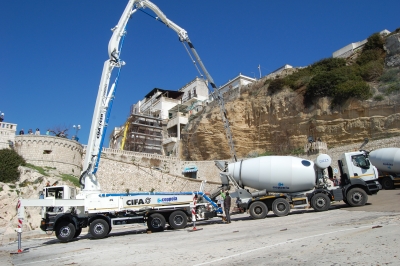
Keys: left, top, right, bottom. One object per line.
{"left": 182, "top": 82, "right": 400, "bottom": 161}
{"left": 182, "top": 33, "right": 400, "bottom": 161}
{"left": 385, "top": 32, "right": 400, "bottom": 67}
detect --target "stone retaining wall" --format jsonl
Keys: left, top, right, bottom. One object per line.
{"left": 14, "top": 135, "right": 83, "bottom": 175}
{"left": 96, "top": 157, "right": 221, "bottom": 193}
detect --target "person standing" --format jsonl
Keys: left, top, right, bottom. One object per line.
{"left": 220, "top": 190, "right": 226, "bottom": 222}
{"left": 19, "top": 129, "right": 25, "bottom": 135}
{"left": 46, "top": 129, "right": 50, "bottom": 135}
{"left": 35, "top": 128, "right": 40, "bottom": 135}
{"left": 224, "top": 191, "right": 232, "bottom": 224}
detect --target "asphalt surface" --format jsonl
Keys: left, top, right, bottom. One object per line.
{"left": 1, "top": 190, "right": 399, "bottom": 266}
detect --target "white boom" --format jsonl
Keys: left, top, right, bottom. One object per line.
{"left": 81, "top": 0, "right": 237, "bottom": 194}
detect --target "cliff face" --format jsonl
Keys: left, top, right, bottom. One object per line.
{"left": 182, "top": 32, "right": 400, "bottom": 161}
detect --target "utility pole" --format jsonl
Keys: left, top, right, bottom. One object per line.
{"left": 258, "top": 64, "right": 262, "bottom": 79}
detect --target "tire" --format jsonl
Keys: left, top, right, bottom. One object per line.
{"left": 381, "top": 177, "right": 395, "bottom": 190}
{"left": 249, "top": 201, "right": 268, "bottom": 219}
{"left": 55, "top": 221, "right": 76, "bottom": 243}
{"left": 147, "top": 213, "right": 166, "bottom": 232}
{"left": 346, "top": 188, "right": 368, "bottom": 207}
{"left": 89, "top": 219, "right": 110, "bottom": 239}
{"left": 73, "top": 227, "right": 82, "bottom": 238}
{"left": 272, "top": 198, "right": 291, "bottom": 217}
{"left": 168, "top": 211, "right": 188, "bottom": 229}
{"left": 311, "top": 193, "right": 331, "bottom": 212}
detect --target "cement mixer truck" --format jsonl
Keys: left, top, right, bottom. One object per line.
{"left": 369, "top": 148, "right": 400, "bottom": 189}
{"left": 216, "top": 150, "right": 381, "bottom": 219}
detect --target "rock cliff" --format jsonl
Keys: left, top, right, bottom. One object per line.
{"left": 182, "top": 32, "right": 400, "bottom": 161}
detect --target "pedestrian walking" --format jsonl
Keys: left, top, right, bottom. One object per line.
{"left": 224, "top": 191, "right": 232, "bottom": 224}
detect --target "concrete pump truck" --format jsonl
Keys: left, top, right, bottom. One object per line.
{"left": 17, "top": 0, "right": 232, "bottom": 243}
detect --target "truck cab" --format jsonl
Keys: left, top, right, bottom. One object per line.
{"left": 338, "top": 151, "right": 381, "bottom": 201}
{"left": 43, "top": 185, "right": 77, "bottom": 200}
{"left": 41, "top": 186, "right": 77, "bottom": 215}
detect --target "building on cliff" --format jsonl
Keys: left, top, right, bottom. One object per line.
{"left": 333, "top": 29, "right": 391, "bottom": 58}
{"left": 110, "top": 74, "right": 257, "bottom": 157}
{"left": 109, "top": 77, "right": 210, "bottom": 156}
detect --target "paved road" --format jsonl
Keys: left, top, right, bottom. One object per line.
{"left": 1, "top": 190, "right": 399, "bottom": 266}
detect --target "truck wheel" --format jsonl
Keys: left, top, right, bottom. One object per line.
{"left": 272, "top": 198, "right": 290, "bottom": 217}
{"left": 89, "top": 219, "right": 109, "bottom": 239}
{"left": 381, "top": 177, "right": 395, "bottom": 190}
{"left": 249, "top": 201, "right": 268, "bottom": 219}
{"left": 147, "top": 213, "right": 166, "bottom": 232}
{"left": 55, "top": 221, "right": 76, "bottom": 243}
{"left": 311, "top": 193, "right": 330, "bottom": 212}
{"left": 169, "top": 211, "right": 188, "bottom": 229}
{"left": 73, "top": 227, "right": 82, "bottom": 238}
{"left": 346, "top": 188, "right": 368, "bottom": 207}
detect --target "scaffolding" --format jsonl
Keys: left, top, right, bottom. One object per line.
{"left": 122, "top": 113, "right": 164, "bottom": 155}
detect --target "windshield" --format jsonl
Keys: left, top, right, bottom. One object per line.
{"left": 351, "top": 155, "right": 370, "bottom": 169}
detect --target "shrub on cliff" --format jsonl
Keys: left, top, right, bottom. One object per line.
{"left": 332, "top": 80, "right": 372, "bottom": 105}
{"left": 363, "top": 33, "right": 385, "bottom": 52}
{"left": 0, "top": 149, "right": 26, "bottom": 183}
{"left": 267, "top": 78, "right": 286, "bottom": 95}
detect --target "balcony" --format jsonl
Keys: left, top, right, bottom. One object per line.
{"left": 167, "top": 113, "right": 188, "bottom": 129}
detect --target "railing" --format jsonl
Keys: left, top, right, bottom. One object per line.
{"left": 82, "top": 145, "right": 180, "bottom": 160}
{"left": 182, "top": 93, "right": 198, "bottom": 103}
{"left": 304, "top": 141, "right": 328, "bottom": 153}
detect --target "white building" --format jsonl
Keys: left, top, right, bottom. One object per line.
{"left": 217, "top": 73, "right": 256, "bottom": 97}
{"left": 164, "top": 77, "right": 209, "bottom": 156}
{"left": 333, "top": 29, "right": 391, "bottom": 58}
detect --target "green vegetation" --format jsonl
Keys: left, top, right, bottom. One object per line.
{"left": 0, "top": 149, "right": 26, "bottom": 183}
{"left": 25, "top": 163, "right": 50, "bottom": 176}
{"left": 262, "top": 32, "right": 388, "bottom": 107}
{"left": 373, "top": 95, "right": 384, "bottom": 101}
{"left": 59, "top": 174, "right": 80, "bottom": 188}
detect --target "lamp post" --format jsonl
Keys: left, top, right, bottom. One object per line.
{"left": 73, "top": 125, "right": 81, "bottom": 141}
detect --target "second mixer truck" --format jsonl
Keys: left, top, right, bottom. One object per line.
{"left": 216, "top": 150, "right": 381, "bottom": 219}
{"left": 369, "top": 147, "right": 400, "bottom": 189}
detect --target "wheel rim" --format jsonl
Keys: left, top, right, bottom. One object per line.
{"left": 383, "top": 179, "right": 391, "bottom": 188}
{"left": 173, "top": 215, "right": 184, "bottom": 226}
{"left": 315, "top": 197, "right": 326, "bottom": 208}
{"left": 351, "top": 192, "right": 363, "bottom": 203}
{"left": 276, "top": 203, "right": 286, "bottom": 212}
{"left": 60, "top": 226, "right": 71, "bottom": 238}
{"left": 151, "top": 218, "right": 162, "bottom": 228}
{"left": 254, "top": 206, "right": 263, "bottom": 215}
{"left": 93, "top": 223, "right": 105, "bottom": 235}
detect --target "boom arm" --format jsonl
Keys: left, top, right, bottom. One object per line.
{"left": 81, "top": 0, "right": 138, "bottom": 193}
{"left": 81, "top": 0, "right": 237, "bottom": 194}
{"left": 139, "top": 0, "right": 237, "bottom": 162}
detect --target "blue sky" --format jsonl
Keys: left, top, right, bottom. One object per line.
{"left": 1, "top": 0, "right": 399, "bottom": 146}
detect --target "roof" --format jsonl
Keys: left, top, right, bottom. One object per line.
{"left": 144, "top": 88, "right": 184, "bottom": 100}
